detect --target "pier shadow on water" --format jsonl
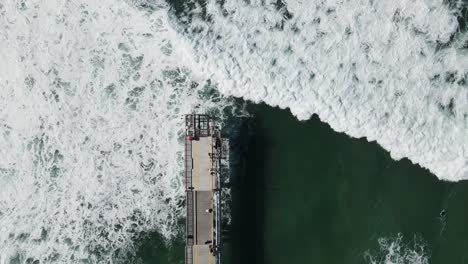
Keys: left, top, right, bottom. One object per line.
{"left": 222, "top": 112, "right": 268, "bottom": 264}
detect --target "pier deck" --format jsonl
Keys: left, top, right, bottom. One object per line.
{"left": 185, "top": 114, "right": 228, "bottom": 264}
{"left": 192, "top": 137, "right": 213, "bottom": 191}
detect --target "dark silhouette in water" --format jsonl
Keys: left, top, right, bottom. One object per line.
{"left": 440, "top": 210, "right": 447, "bottom": 218}
{"left": 225, "top": 114, "right": 267, "bottom": 264}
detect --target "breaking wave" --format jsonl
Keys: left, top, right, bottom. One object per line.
{"left": 179, "top": 0, "right": 468, "bottom": 181}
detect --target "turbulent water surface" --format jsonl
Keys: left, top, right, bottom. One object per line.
{"left": 0, "top": 1, "right": 225, "bottom": 262}
{"left": 181, "top": 0, "right": 468, "bottom": 181}
{"left": 0, "top": 0, "right": 467, "bottom": 262}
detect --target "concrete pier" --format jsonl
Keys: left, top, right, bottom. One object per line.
{"left": 185, "top": 114, "right": 228, "bottom": 264}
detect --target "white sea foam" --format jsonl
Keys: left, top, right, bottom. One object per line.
{"left": 0, "top": 0, "right": 227, "bottom": 262}
{"left": 184, "top": 0, "right": 468, "bottom": 181}
{"left": 364, "top": 234, "right": 429, "bottom": 264}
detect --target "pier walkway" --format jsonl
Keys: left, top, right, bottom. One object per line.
{"left": 185, "top": 114, "right": 228, "bottom": 264}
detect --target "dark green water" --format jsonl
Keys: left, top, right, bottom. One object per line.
{"left": 135, "top": 102, "right": 468, "bottom": 264}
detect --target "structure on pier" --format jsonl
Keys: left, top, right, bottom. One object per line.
{"left": 185, "top": 114, "right": 228, "bottom": 264}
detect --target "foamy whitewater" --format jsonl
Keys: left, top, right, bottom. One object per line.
{"left": 0, "top": 0, "right": 467, "bottom": 262}
{"left": 365, "top": 234, "right": 429, "bottom": 264}
{"left": 0, "top": 1, "right": 225, "bottom": 262}
{"left": 184, "top": 0, "right": 468, "bottom": 181}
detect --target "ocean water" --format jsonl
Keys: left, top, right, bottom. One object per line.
{"left": 0, "top": 0, "right": 467, "bottom": 263}
{"left": 226, "top": 103, "right": 468, "bottom": 264}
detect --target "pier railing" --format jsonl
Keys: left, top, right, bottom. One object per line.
{"left": 185, "top": 246, "right": 193, "bottom": 264}
{"left": 184, "top": 138, "right": 193, "bottom": 189}
{"left": 185, "top": 114, "right": 214, "bottom": 137}
{"left": 186, "top": 191, "right": 194, "bottom": 246}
